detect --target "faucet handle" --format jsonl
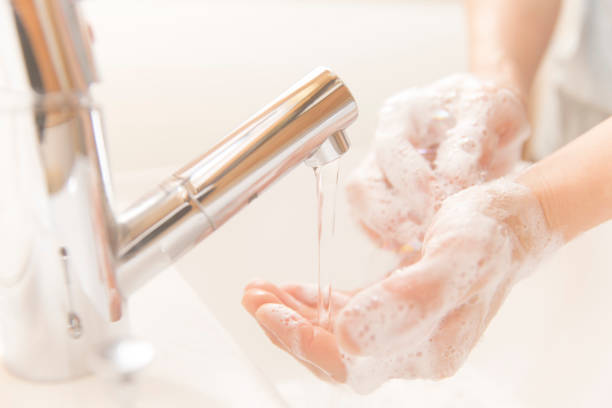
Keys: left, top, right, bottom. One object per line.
{"left": 304, "top": 130, "right": 350, "bottom": 168}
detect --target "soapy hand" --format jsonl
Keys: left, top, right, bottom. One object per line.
{"left": 242, "top": 179, "right": 560, "bottom": 392}
{"left": 346, "top": 74, "right": 529, "bottom": 253}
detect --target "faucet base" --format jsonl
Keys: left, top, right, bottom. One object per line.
{"left": 0, "top": 234, "right": 130, "bottom": 381}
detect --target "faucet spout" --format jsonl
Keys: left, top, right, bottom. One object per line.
{"left": 1, "top": 0, "right": 358, "bottom": 381}
{"left": 116, "top": 68, "right": 358, "bottom": 295}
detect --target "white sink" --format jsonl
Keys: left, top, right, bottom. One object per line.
{"left": 0, "top": 267, "right": 287, "bottom": 407}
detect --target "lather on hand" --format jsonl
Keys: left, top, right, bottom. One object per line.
{"left": 243, "top": 177, "right": 560, "bottom": 392}
{"left": 242, "top": 110, "right": 612, "bottom": 391}
{"left": 346, "top": 74, "right": 529, "bottom": 254}
{"left": 241, "top": 75, "right": 551, "bottom": 393}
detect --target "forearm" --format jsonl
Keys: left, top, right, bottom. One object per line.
{"left": 466, "top": 0, "right": 561, "bottom": 98}
{"left": 518, "top": 117, "right": 612, "bottom": 241}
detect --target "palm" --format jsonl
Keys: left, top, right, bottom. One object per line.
{"left": 242, "top": 280, "right": 353, "bottom": 382}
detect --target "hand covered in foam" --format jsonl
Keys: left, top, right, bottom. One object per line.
{"left": 347, "top": 74, "right": 529, "bottom": 252}
{"left": 242, "top": 178, "right": 560, "bottom": 393}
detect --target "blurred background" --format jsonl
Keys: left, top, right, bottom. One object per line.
{"left": 30, "top": 0, "right": 612, "bottom": 406}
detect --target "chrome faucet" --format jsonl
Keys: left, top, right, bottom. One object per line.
{"left": 0, "top": 0, "right": 357, "bottom": 380}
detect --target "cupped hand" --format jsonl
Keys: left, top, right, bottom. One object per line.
{"left": 242, "top": 280, "right": 352, "bottom": 383}
{"left": 242, "top": 179, "right": 559, "bottom": 393}
{"left": 346, "top": 74, "right": 530, "bottom": 252}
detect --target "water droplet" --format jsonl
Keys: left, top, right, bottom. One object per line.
{"left": 432, "top": 109, "right": 451, "bottom": 122}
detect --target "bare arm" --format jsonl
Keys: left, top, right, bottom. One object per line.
{"left": 466, "top": 0, "right": 561, "bottom": 99}
{"left": 467, "top": 0, "right": 612, "bottom": 238}
{"left": 518, "top": 116, "right": 612, "bottom": 241}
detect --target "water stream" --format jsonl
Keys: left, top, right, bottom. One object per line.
{"left": 313, "top": 160, "right": 340, "bottom": 331}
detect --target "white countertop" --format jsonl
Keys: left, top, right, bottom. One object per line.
{"left": 0, "top": 268, "right": 287, "bottom": 408}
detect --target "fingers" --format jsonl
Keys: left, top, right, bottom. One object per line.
{"left": 242, "top": 281, "right": 341, "bottom": 381}
{"left": 345, "top": 154, "right": 428, "bottom": 250}
{"left": 422, "top": 192, "right": 515, "bottom": 305}
{"left": 424, "top": 76, "right": 528, "bottom": 188}
{"left": 335, "top": 262, "right": 447, "bottom": 357}
{"left": 357, "top": 220, "right": 388, "bottom": 249}
{"left": 484, "top": 89, "right": 530, "bottom": 177}
{"left": 345, "top": 74, "right": 529, "bottom": 255}
{"left": 244, "top": 280, "right": 316, "bottom": 321}
{"left": 242, "top": 288, "right": 282, "bottom": 317}
{"left": 280, "top": 283, "right": 353, "bottom": 311}
{"left": 377, "top": 87, "right": 451, "bottom": 151}
{"left": 484, "top": 275, "right": 514, "bottom": 327}
{"left": 374, "top": 96, "right": 439, "bottom": 209}
{"left": 486, "top": 88, "right": 529, "bottom": 149}
{"left": 242, "top": 286, "right": 339, "bottom": 382}
{"left": 427, "top": 299, "right": 487, "bottom": 379}
{"left": 257, "top": 320, "right": 333, "bottom": 382}
{"left": 434, "top": 120, "right": 490, "bottom": 191}
{"left": 375, "top": 124, "right": 437, "bottom": 198}
{"left": 280, "top": 284, "right": 318, "bottom": 307}
{"left": 255, "top": 303, "right": 347, "bottom": 382}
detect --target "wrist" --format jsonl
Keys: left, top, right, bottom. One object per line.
{"left": 517, "top": 118, "right": 612, "bottom": 242}
{"left": 471, "top": 53, "right": 529, "bottom": 105}
{"left": 472, "top": 61, "right": 529, "bottom": 109}
{"left": 516, "top": 166, "right": 563, "bottom": 241}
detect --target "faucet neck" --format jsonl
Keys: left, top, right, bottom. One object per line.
{"left": 115, "top": 68, "right": 357, "bottom": 295}
{"left": 8, "top": 0, "right": 97, "bottom": 95}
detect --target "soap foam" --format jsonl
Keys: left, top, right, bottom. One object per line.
{"left": 258, "top": 303, "right": 306, "bottom": 359}
{"left": 339, "top": 178, "right": 562, "bottom": 393}
{"left": 346, "top": 74, "right": 530, "bottom": 252}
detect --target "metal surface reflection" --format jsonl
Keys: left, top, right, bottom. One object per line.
{"left": 0, "top": 0, "right": 358, "bottom": 381}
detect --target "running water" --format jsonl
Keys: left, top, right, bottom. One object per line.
{"left": 313, "top": 160, "right": 340, "bottom": 330}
